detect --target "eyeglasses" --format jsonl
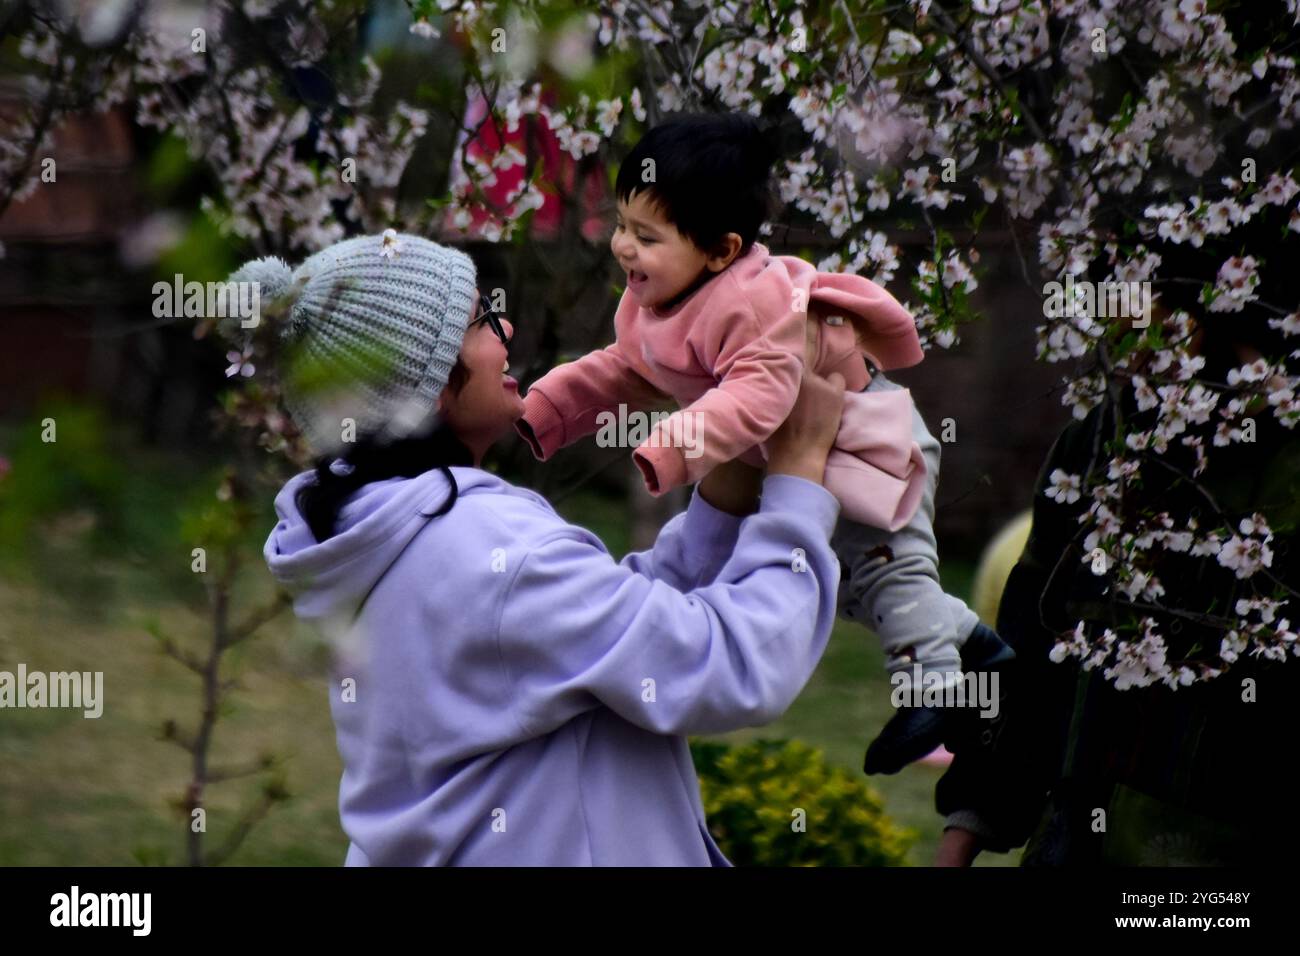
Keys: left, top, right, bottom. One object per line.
{"left": 471, "top": 293, "right": 509, "bottom": 345}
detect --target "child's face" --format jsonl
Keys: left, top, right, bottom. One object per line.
{"left": 611, "top": 191, "right": 714, "bottom": 309}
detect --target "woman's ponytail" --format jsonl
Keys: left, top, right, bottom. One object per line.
{"left": 296, "top": 362, "right": 474, "bottom": 542}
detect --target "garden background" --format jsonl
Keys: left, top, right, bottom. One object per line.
{"left": 3, "top": 0, "right": 1295, "bottom": 865}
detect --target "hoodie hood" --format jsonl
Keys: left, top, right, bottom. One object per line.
{"left": 264, "top": 466, "right": 525, "bottom": 626}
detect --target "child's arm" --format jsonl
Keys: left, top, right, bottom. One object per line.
{"left": 516, "top": 343, "right": 669, "bottom": 460}
{"left": 632, "top": 305, "right": 804, "bottom": 495}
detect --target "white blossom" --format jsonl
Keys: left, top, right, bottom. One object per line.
{"left": 1045, "top": 468, "right": 1082, "bottom": 504}
{"left": 379, "top": 228, "right": 402, "bottom": 259}
{"left": 409, "top": 19, "right": 439, "bottom": 40}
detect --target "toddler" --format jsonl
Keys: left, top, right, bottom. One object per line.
{"left": 516, "top": 113, "right": 1010, "bottom": 772}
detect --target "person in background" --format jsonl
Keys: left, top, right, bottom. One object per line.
{"left": 935, "top": 209, "right": 1300, "bottom": 865}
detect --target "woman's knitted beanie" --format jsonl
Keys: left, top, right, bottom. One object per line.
{"left": 229, "top": 232, "right": 477, "bottom": 456}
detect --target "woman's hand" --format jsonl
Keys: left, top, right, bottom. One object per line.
{"left": 935, "top": 827, "right": 982, "bottom": 867}
{"left": 767, "top": 326, "right": 846, "bottom": 485}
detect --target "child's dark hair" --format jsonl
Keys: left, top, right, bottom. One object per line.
{"left": 615, "top": 112, "right": 779, "bottom": 255}
{"left": 296, "top": 359, "right": 474, "bottom": 542}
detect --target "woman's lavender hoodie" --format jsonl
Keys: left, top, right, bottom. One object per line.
{"left": 264, "top": 465, "right": 841, "bottom": 866}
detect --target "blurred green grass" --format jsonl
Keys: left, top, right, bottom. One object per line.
{"left": 0, "top": 443, "right": 1016, "bottom": 866}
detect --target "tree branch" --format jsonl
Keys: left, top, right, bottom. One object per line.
{"left": 222, "top": 591, "right": 292, "bottom": 649}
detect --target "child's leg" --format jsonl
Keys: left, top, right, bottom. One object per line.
{"left": 832, "top": 371, "right": 1004, "bottom": 775}
{"left": 831, "top": 371, "right": 979, "bottom": 675}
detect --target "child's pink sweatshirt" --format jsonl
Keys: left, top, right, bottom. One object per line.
{"left": 517, "top": 242, "right": 928, "bottom": 530}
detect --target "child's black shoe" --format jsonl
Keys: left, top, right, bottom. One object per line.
{"left": 862, "top": 624, "right": 1015, "bottom": 775}
{"left": 863, "top": 702, "right": 948, "bottom": 775}
{"left": 961, "top": 622, "right": 1016, "bottom": 670}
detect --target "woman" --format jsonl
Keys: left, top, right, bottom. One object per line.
{"left": 243, "top": 232, "right": 847, "bottom": 865}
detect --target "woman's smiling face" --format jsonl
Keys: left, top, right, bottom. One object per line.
{"left": 437, "top": 288, "right": 523, "bottom": 462}
{"left": 610, "top": 191, "right": 715, "bottom": 310}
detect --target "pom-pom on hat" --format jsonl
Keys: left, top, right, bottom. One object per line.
{"left": 227, "top": 232, "right": 477, "bottom": 455}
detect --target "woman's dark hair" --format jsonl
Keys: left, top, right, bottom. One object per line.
{"left": 296, "top": 359, "right": 474, "bottom": 542}
{"left": 615, "top": 112, "right": 779, "bottom": 255}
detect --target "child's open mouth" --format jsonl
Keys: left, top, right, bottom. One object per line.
{"left": 626, "top": 269, "right": 648, "bottom": 290}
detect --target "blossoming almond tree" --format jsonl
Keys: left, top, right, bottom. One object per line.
{"left": 443, "top": 0, "right": 1300, "bottom": 690}
{"left": 5, "top": 0, "right": 1299, "bottom": 698}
